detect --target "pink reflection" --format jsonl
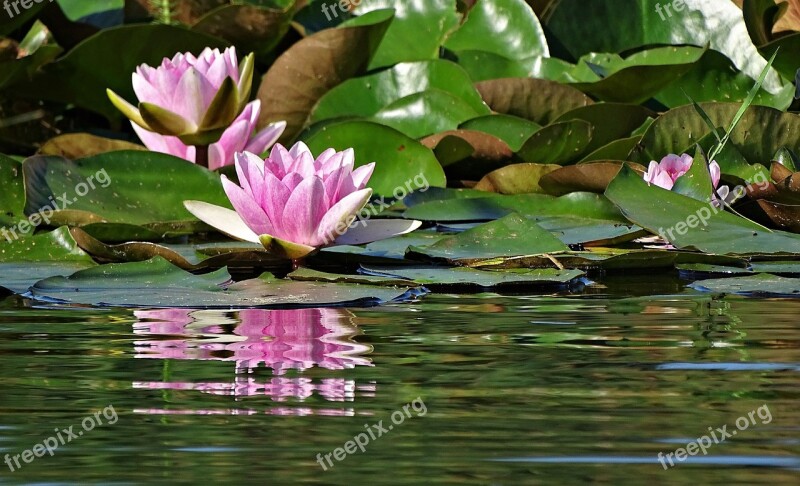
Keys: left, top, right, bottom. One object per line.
{"left": 132, "top": 308, "right": 375, "bottom": 404}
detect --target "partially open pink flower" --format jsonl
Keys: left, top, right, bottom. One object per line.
{"left": 644, "top": 153, "right": 721, "bottom": 191}
{"left": 184, "top": 142, "right": 422, "bottom": 259}
{"left": 107, "top": 47, "right": 255, "bottom": 146}
{"left": 132, "top": 100, "right": 286, "bottom": 170}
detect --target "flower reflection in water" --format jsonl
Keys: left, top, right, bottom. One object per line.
{"left": 132, "top": 308, "right": 375, "bottom": 415}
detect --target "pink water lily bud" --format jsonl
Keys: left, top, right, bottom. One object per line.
{"left": 184, "top": 142, "right": 422, "bottom": 260}
{"left": 643, "top": 153, "right": 721, "bottom": 191}
{"left": 107, "top": 46, "right": 255, "bottom": 146}
{"left": 132, "top": 100, "right": 286, "bottom": 170}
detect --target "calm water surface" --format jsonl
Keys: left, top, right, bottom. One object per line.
{"left": 0, "top": 276, "right": 798, "bottom": 485}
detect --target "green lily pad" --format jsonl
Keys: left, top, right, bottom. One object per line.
{"left": 302, "top": 120, "right": 446, "bottom": 196}
{"left": 369, "top": 89, "right": 482, "bottom": 139}
{"left": 689, "top": 273, "right": 800, "bottom": 296}
{"left": 516, "top": 120, "right": 593, "bottom": 165}
{"left": 23, "top": 151, "right": 231, "bottom": 233}
{"left": 37, "top": 133, "right": 145, "bottom": 159}
{"left": 546, "top": 0, "right": 784, "bottom": 93}
{"left": 458, "top": 114, "right": 541, "bottom": 152}
{"left": 28, "top": 257, "right": 421, "bottom": 308}
{"left": 353, "top": 0, "right": 460, "bottom": 69}
{"left": 407, "top": 213, "right": 568, "bottom": 262}
{"left": 360, "top": 265, "right": 585, "bottom": 289}
{"left": 312, "top": 60, "right": 489, "bottom": 122}
{"left": 404, "top": 191, "right": 625, "bottom": 223}
{"left": 0, "top": 154, "right": 25, "bottom": 230}
{"left": 0, "top": 227, "right": 97, "bottom": 293}
{"left": 605, "top": 165, "right": 800, "bottom": 254}
{"left": 630, "top": 103, "right": 800, "bottom": 173}
{"left": 554, "top": 103, "right": 654, "bottom": 154}
{"left": 444, "top": 0, "right": 549, "bottom": 61}
{"left": 288, "top": 267, "right": 412, "bottom": 286}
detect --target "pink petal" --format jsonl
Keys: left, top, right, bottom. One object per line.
{"left": 262, "top": 171, "right": 292, "bottom": 231}
{"left": 234, "top": 151, "right": 266, "bottom": 203}
{"left": 132, "top": 124, "right": 192, "bottom": 161}
{"left": 221, "top": 175, "right": 274, "bottom": 236}
{"left": 209, "top": 118, "right": 251, "bottom": 170}
{"left": 245, "top": 121, "right": 286, "bottom": 156}
{"left": 316, "top": 188, "right": 372, "bottom": 246}
{"left": 709, "top": 161, "right": 721, "bottom": 188}
{"left": 350, "top": 162, "right": 375, "bottom": 190}
{"left": 171, "top": 67, "right": 211, "bottom": 124}
{"left": 280, "top": 177, "right": 328, "bottom": 246}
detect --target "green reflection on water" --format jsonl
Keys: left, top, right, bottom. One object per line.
{"left": 0, "top": 285, "right": 798, "bottom": 485}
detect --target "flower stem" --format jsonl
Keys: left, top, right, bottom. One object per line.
{"left": 196, "top": 144, "right": 210, "bottom": 169}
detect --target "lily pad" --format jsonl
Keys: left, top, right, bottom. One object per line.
{"left": 404, "top": 192, "right": 625, "bottom": 223}
{"left": 475, "top": 78, "right": 593, "bottom": 126}
{"left": 0, "top": 155, "right": 25, "bottom": 230}
{"left": 407, "top": 213, "right": 568, "bottom": 262}
{"left": 689, "top": 273, "right": 800, "bottom": 296}
{"left": 516, "top": 120, "right": 593, "bottom": 165}
{"left": 605, "top": 165, "right": 800, "bottom": 254}
{"left": 444, "top": 0, "right": 549, "bottom": 62}
{"left": 459, "top": 114, "right": 541, "bottom": 152}
{"left": 311, "top": 60, "right": 489, "bottom": 122}
{"left": 353, "top": 0, "right": 460, "bottom": 69}
{"left": 23, "top": 151, "right": 231, "bottom": 233}
{"left": 369, "top": 89, "right": 482, "bottom": 139}
{"left": 359, "top": 265, "right": 585, "bottom": 289}
{"left": 28, "top": 256, "right": 422, "bottom": 308}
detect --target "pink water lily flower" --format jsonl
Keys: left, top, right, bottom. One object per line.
{"left": 184, "top": 142, "right": 422, "bottom": 259}
{"left": 644, "top": 153, "right": 721, "bottom": 191}
{"left": 132, "top": 100, "right": 286, "bottom": 170}
{"left": 107, "top": 46, "right": 255, "bottom": 148}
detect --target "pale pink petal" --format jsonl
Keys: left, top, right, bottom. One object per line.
{"left": 221, "top": 176, "right": 274, "bottom": 236}
{"left": 316, "top": 188, "right": 372, "bottom": 246}
{"left": 234, "top": 152, "right": 266, "bottom": 203}
{"left": 280, "top": 177, "right": 328, "bottom": 246}
{"left": 210, "top": 118, "right": 251, "bottom": 170}
{"left": 262, "top": 171, "right": 292, "bottom": 230}
{"left": 709, "top": 161, "right": 721, "bottom": 188}
{"left": 132, "top": 124, "right": 192, "bottom": 160}
{"left": 171, "top": 67, "right": 210, "bottom": 124}
{"left": 244, "top": 121, "right": 286, "bottom": 156}
{"left": 350, "top": 162, "right": 375, "bottom": 190}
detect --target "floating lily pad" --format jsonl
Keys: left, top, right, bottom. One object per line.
{"left": 516, "top": 120, "right": 593, "bottom": 165}
{"left": 407, "top": 213, "right": 568, "bottom": 263}
{"left": 404, "top": 192, "right": 625, "bottom": 223}
{"left": 0, "top": 227, "right": 97, "bottom": 293}
{"left": 605, "top": 165, "right": 800, "bottom": 254}
{"left": 0, "top": 155, "right": 25, "bottom": 230}
{"left": 689, "top": 273, "right": 800, "bottom": 296}
{"left": 369, "top": 89, "right": 482, "bottom": 139}
{"left": 23, "top": 151, "right": 230, "bottom": 233}
{"left": 360, "top": 265, "right": 584, "bottom": 289}
{"left": 458, "top": 115, "right": 541, "bottom": 152}
{"left": 28, "top": 257, "right": 421, "bottom": 308}
{"left": 311, "top": 60, "right": 489, "bottom": 122}
{"left": 474, "top": 163, "right": 562, "bottom": 194}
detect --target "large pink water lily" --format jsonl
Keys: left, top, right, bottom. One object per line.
{"left": 644, "top": 153, "right": 721, "bottom": 191}
{"left": 184, "top": 142, "right": 422, "bottom": 259}
{"left": 132, "top": 100, "right": 286, "bottom": 170}
{"left": 107, "top": 46, "right": 254, "bottom": 147}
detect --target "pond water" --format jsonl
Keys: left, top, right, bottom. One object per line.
{"left": 0, "top": 275, "right": 798, "bottom": 485}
